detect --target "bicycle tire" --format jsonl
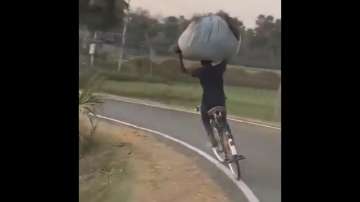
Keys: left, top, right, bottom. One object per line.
{"left": 223, "top": 134, "right": 242, "bottom": 180}
{"left": 210, "top": 123, "right": 226, "bottom": 162}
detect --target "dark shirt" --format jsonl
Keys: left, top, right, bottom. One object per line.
{"left": 191, "top": 61, "right": 227, "bottom": 108}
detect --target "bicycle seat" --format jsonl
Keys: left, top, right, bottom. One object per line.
{"left": 207, "top": 106, "right": 226, "bottom": 116}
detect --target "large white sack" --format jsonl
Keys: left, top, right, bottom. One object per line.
{"left": 178, "top": 15, "right": 241, "bottom": 61}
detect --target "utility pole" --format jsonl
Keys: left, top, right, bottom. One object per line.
{"left": 145, "top": 32, "right": 154, "bottom": 77}
{"left": 89, "top": 31, "right": 98, "bottom": 67}
{"left": 149, "top": 47, "right": 154, "bottom": 77}
{"left": 117, "top": 0, "right": 131, "bottom": 72}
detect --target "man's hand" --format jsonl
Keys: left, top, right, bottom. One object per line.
{"left": 175, "top": 45, "right": 182, "bottom": 54}
{"left": 175, "top": 45, "right": 187, "bottom": 74}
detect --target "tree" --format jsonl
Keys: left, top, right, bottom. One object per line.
{"left": 240, "top": 28, "right": 255, "bottom": 52}
{"left": 270, "top": 19, "right": 281, "bottom": 57}
{"left": 232, "top": 14, "right": 281, "bottom": 68}
{"left": 162, "top": 16, "right": 180, "bottom": 45}
{"left": 79, "top": 0, "right": 129, "bottom": 32}
{"left": 126, "top": 8, "right": 161, "bottom": 49}
{"left": 178, "top": 15, "right": 191, "bottom": 32}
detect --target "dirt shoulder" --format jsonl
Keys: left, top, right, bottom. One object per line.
{"left": 79, "top": 115, "right": 231, "bottom": 202}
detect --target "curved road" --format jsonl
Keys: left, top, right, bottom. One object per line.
{"left": 98, "top": 98, "right": 281, "bottom": 202}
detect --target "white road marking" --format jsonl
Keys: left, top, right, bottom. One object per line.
{"left": 97, "top": 93, "right": 281, "bottom": 130}
{"left": 95, "top": 114, "right": 260, "bottom": 202}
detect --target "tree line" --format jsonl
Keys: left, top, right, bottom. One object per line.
{"left": 79, "top": 0, "right": 281, "bottom": 69}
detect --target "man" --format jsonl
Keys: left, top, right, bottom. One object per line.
{"left": 175, "top": 47, "right": 231, "bottom": 149}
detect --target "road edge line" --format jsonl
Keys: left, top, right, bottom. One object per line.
{"left": 95, "top": 114, "right": 260, "bottom": 202}
{"left": 96, "top": 93, "right": 280, "bottom": 130}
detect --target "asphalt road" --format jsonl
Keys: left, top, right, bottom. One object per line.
{"left": 98, "top": 98, "right": 281, "bottom": 202}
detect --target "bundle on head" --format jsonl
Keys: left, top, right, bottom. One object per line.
{"left": 179, "top": 12, "right": 241, "bottom": 61}
{"left": 215, "top": 11, "right": 241, "bottom": 40}
{"left": 190, "top": 12, "right": 241, "bottom": 40}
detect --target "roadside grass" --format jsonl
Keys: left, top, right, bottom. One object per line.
{"left": 80, "top": 56, "right": 281, "bottom": 122}
{"left": 100, "top": 81, "right": 278, "bottom": 122}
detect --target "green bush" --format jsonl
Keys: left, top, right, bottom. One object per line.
{"left": 81, "top": 55, "right": 280, "bottom": 90}
{"left": 224, "top": 68, "right": 280, "bottom": 89}
{"left": 79, "top": 68, "right": 99, "bottom": 89}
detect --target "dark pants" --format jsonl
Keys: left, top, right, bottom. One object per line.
{"left": 200, "top": 104, "right": 232, "bottom": 147}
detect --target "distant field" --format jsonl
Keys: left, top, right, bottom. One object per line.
{"left": 80, "top": 55, "right": 281, "bottom": 122}
{"left": 149, "top": 56, "right": 281, "bottom": 74}
{"left": 90, "top": 56, "right": 281, "bottom": 90}
{"left": 100, "top": 80, "right": 279, "bottom": 122}
{"left": 81, "top": 54, "right": 281, "bottom": 87}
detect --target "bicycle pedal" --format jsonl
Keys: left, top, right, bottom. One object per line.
{"left": 234, "top": 155, "right": 246, "bottom": 161}
{"left": 226, "top": 155, "right": 245, "bottom": 163}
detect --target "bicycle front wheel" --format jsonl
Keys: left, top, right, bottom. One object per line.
{"left": 223, "top": 135, "right": 242, "bottom": 180}
{"left": 211, "top": 126, "right": 226, "bottom": 163}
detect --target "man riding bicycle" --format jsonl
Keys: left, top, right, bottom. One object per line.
{"left": 175, "top": 47, "right": 232, "bottom": 150}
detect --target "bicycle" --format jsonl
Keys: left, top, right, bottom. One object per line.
{"left": 197, "top": 106, "right": 245, "bottom": 180}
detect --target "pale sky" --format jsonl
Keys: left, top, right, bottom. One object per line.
{"left": 130, "top": 0, "right": 281, "bottom": 28}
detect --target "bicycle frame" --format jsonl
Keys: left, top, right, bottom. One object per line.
{"left": 211, "top": 111, "right": 231, "bottom": 137}
{"left": 211, "top": 112, "right": 239, "bottom": 156}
